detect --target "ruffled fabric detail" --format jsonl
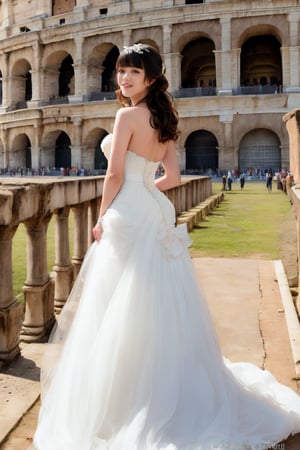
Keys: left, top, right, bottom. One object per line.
{"left": 158, "top": 223, "right": 192, "bottom": 258}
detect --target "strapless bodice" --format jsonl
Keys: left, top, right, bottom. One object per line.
{"left": 101, "top": 134, "right": 160, "bottom": 191}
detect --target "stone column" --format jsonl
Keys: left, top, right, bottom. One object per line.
{"left": 69, "top": 36, "right": 87, "bottom": 103}
{"left": 219, "top": 115, "right": 235, "bottom": 170}
{"left": 280, "top": 47, "right": 290, "bottom": 91}
{"left": 216, "top": 15, "right": 233, "bottom": 95}
{"left": 2, "top": 129, "right": 9, "bottom": 169}
{"left": 72, "top": 203, "right": 89, "bottom": 277}
{"left": 27, "top": 42, "right": 42, "bottom": 107}
{"left": 0, "top": 221, "right": 22, "bottom": 361}
{"left": 0, "top": 52, "right": 9, "bottom": 111}
{"left": 122, "top": 29, "right": 132, "bottom": 48}
{"left": 21, "top": 215, "right": 55, "bottom": 342}
{"left": 2, "top": 0, "right": 13, "bottom": 27}
{"left": 52, "top": 207, "right": 73, "bottom": 311}
{"left": 31, "top": 121, "right": 42, "bottom": 169}
{"left": 164, "top": 53, "right": 181, "bottom": 91}
{"left": 288, "top": 47, "right": 300, "bottom": 90}
{"left": 162, "top": 24, "right": 181, "bottom": 91}
{"left": 71, "top": 117, "right": 83, "bottom": 168}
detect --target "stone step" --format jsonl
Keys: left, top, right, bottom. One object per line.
{"left": 176, "top": 192, "right": 224, "bottom": 231}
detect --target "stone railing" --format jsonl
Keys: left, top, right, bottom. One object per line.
{"left": 283, "top": 109, "right": 300, "bottom": 288}
{"left": 0, "top": 175, "right": 212, "bottom": 362}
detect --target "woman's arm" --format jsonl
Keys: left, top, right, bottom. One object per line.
{"left": 155, "top": 141, "right": 181, "bottom": 192}
{"left": 93, "top": 109, "right": 133, "bottom": 240}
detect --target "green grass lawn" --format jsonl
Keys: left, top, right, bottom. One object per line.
{"left": 189, "top": 179, "right": 293, "bottom": 260}
{"left": 12, "top": 215, "right": 74, "bottom": 302}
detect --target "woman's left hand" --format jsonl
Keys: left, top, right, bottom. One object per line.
{"left": 92, "top": 223, "right": 103, "bottom": 241}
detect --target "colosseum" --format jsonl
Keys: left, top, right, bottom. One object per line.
{"left": 0, "top": 0, "right": 299, "bottom": 176}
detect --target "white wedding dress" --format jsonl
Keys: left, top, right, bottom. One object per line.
{"left": 34, "top": 134, "right": 300, "bottom": 450}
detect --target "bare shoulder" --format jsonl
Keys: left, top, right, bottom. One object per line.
{"left": 116, "top": 106, "right": 139, "bottom": 120}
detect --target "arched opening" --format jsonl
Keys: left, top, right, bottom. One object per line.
{"left": 239, "top": 129, "right": 281, "bottom": 174}
{"left": 55, "top": 132, "right": 71, "bottom": 169}
{"left": 59, "top": 55, "right": 74, "bottom": 97}
{"left": 240, "top": 35, "right": 282, "bottom": 93}
{"left": 11, "top": 59, "right": 32, "bottom": 108}
{"left": 10, "top": 134, "right": 31, "bottom": 169}
{"left": 101, "top": 46, "right": 119, "bottom": 92}
{"left": 181, "top": 38, "right": 216, "bottom": 90}
{"left": 185, "top": 130, "right": 218, "bottom": 173}
{"left": 95, "top": 135, "right": 109, "bottom": 172}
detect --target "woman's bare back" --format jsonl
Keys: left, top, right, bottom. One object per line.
{"left": 126, "top": 105, "right": 169, "bottom": 162}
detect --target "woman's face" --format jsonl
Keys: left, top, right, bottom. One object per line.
{"left": 117, "top": 66, "right": 151, "bottom": 105}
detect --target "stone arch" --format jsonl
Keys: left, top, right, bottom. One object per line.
{"left": 10, "top": 59, "right": 32, "bottom": 107}
{"left": 43, "top": 50, "right": 74, "bottom": 99}
{"left": 185, "top": 130, "right": 219, "bottom": 172}
{"left": 173, "top": 22, "right": 220, "bottom": 54}
{"left": 41, "top": 130, "right": 71, "bottom": 169}
{"left": 239, "top": 129, "right": 281, "bottom": 173}
{"left": 131, "top": 33, "right": 162, "bottom": 52}
{"left": 55, "top": 132, "right": 72, "bottom": 170}
{"left": 237, "top": 23, "right": 284, "bottom": 49}
{"left": 87, "top": 43, "right": 119, "bottom": 98}
{"left": 240, "top": 35, "right": 282, "bottom": 91}
{"left": 9, "top": 133, "right": 31, "bottom": 169}
{"left": 59, "top": 54, "right": 74, "bottom": 96}
{"left": 181, "top": 37, "right": 216, "bottom": 89}
{"left": 84, "top": 128, "right": 109, "bottom": 172}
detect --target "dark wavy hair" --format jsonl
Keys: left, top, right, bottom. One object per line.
{"left": 115, "top": 44, "right": 179, "bottom": 142}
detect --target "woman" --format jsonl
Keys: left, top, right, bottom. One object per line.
{"left": 34, "top": 44, "right": 300, "bottom": 450}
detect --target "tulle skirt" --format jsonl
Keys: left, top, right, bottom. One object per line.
{"left": 34, "top": 181, "right": 300, "bottom": 450}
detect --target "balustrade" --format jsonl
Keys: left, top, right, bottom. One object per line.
{"left": 0, "top": 175, "right": 211, "bottom": 362}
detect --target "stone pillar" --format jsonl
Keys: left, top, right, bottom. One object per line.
{"left": 72, "top": 203, "right": 89, "bottom": 277}
{"left": 280, "top": 47, "right": 290, "bottom": 90}
{"left": 219, "top": 115, "right": 234, "bottom": 170}
{"left": 2, "top": 129, "right": 9, "bottom": 169}
{"left": 0, "top": 52, "right": 9, "bottom": 111}
{"left": 162, "top": 24, "right": 181, "bottom": 91}
{"left": 284, "top": 110, "right": 300, "bottom": 182}
{"left": 122, "top": 29, "right": 132, "bottom": 48}
{"left": 0, "top": 222, "right": 22, "bottom": 361}
{"left": 27, "top": 42, "right": 42, "bottom": 107}
{"left": 52, "top": 207, "right": 73, "bottom": 311}
{"left": 30, "top": 121, "right": 43, "bottom": 169}
{"left": 71, "top": 117, "right": 83, "bottom": 168}
{"left": 21, "top": 215, "right": 55, "bottom": 342}
{"left": 216, "top": 15, "right": 233, "bottom": 95}
{"left": 69, "top": 36, "right": 87, "bottom": 103}
{"left": 230, "top": 48, "right": 241, "bottom": 91}
{"left": 288, "top": 47, "right": 300, "bottom": 90}
{"left": 164, "top": 53, "right": 181, "bottom": 91}
{"left": 2, "top": 0, "right": 13, "bottom": 27}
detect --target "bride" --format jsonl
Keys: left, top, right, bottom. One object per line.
{"left": 33, "top": 43, "right": 300, "bottom": 450}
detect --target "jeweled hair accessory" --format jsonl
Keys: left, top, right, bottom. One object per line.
{"left": 123, "top": 43, "right": 150, "bottom": 54}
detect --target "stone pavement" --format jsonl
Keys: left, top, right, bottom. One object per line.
{"left": 1, "top": 257, "right": 300, "bottom": 449}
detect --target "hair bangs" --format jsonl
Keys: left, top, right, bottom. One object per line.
{"left": 116, "top": 50, "right": 144, "bottom": 69}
